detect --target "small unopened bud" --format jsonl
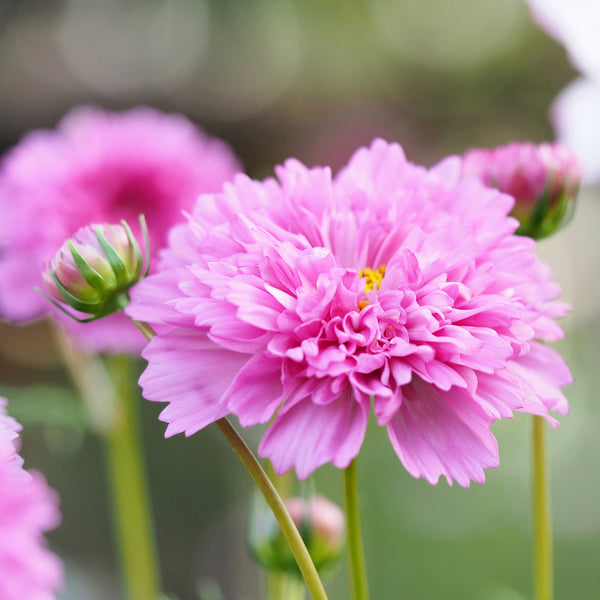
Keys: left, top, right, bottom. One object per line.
{"left": 248, "top": 493, "right": 345, "bottom": 578}
{"left": 41, "top": 217, "right": 148, "bottom": 321}
{"left": 462, "top": 141, "right": 581, "bottom": 239}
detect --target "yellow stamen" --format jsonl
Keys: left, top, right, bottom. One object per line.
{"left": 358, "top": 265, "right": 386, "bottom": 310}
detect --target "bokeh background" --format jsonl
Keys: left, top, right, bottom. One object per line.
{"left": 0, "top": 1, "right": 598, "bottom": 599}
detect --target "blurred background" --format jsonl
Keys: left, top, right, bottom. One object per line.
{"left": 0, "top": 0, "right": 598, "bottom": 599}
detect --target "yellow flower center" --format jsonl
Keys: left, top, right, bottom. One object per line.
{"left": 358, "top": 265, "right": 386, "bottom": 310}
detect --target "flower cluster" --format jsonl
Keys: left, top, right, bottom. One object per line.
{"left": 128, "top": 139, "right": 571, "bottom": 487}
{"left": 0, "top": 398, "right": 63, "bottom": 600}
{"left": 0, "top": 106, "right": 241, "bottom": 353}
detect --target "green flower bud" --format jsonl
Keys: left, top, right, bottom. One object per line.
{"left": 247, "top": 493, "right": 345, "bottom": 578}
{"left": 41, "top": 217, "right": 148, "bottom": 321}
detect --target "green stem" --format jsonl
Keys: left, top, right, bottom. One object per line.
{"left": 264, "top": 465, "right": 297, "bottom": 600}
{"left": 532, "top": 415, "right": 553, "bottom": 600}
{"left": 267, "top": 573, "right": 305, "bottom": 600}
{"left": 344, "top": 459, "right": 370, "bottom": 600}
{"left": 132, "top": 319, "right": 157, "bottom": 342}
{"left": 131, "top": 320, "right": 328, "bottom": 600}
{"left": 105, "top": 355, "right": 161, "bottom": 600}
{"left": 54, "top": 326, "right": 160, "bottom": 600}
{"left": 216, "top": 418, "right": 327, "bottom": 600}
{"left": 283, "top": 577, "right": 307, "bottom": 600}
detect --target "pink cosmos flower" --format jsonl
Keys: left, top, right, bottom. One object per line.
{"left": 0, "top": 398, "right": 63, "bottom": 600}
{"left": 0, "top": 106, "right": 241, "bottom": 353}
{"left": 127, "top": 139, "right": 571, "bottom": 487}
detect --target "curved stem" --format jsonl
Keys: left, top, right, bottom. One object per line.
{"left": 131, "top": 319, "right": 328, "bottom": 600}
{"left": 532, "top": 415, "right": 553, "bottom": 600}
{"left": 344, "top": 459, "right": 370, "bottom": 600}
{"left": 216, "top": 418, "right": 326, "bottom": 600}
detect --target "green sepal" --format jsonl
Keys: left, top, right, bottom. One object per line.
{"left": 69, "top": 240, "right": 117, "bottom": 293}
{"left": 50, "top": 271, "right": 103, "bottom": 314}
{"left": 139, "top": 214, "right": 151, "bottom": 277}
{"left": 516, "top": 184, "right": 578, "bottom": 240}
{"left": 35, "top": 287, "right": 100, "bottom": 323}
{"left": 121, "top": 217, "right": 145, "bottom": 280}
{"left": 95, "top": 226, "right": 128, "bottom": 285}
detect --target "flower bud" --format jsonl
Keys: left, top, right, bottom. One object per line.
{"left": 247, "top": 493, "right": 345, "bottom": 578}
{"left": 462, "top": 141, "right": 581, "bottom": 239}
{"left": 42, "top": 218, "right": 147, "bottom": 321}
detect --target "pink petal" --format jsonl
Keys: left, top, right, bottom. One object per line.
{"left": 259, "top": 388, "right": 369, "bottom": 480}
{"left": 386, "top": 378, "right": 499, "bottom": 487}
{"left": 507, "top": 341, "right": 571, "bottom": 417}
{"left": 139, "top": 329, "right": 248, "bottom": 436}
{"left": 227, "top": 353, "right": 286, "bottom": 426}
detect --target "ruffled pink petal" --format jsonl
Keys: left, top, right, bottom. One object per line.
{"left": 227, "top": 354, "right": 285, "bottom": 426}
{"left": 127, "top": 269, "right": 192, "bottom": 329}
{"left": 259, "top": 388, "right": 369, "bottom": 480}
{"left": 506, "top": 341, "right": 571, "bottom": 418}
{"left": 386, "top": 378, "right": 499, "bottom": 487}
{"left": 140, "top": 330, "right": 248, "bottom": 436}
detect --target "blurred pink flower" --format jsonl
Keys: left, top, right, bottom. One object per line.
{"left": 0, "top": 106, "right": 241, "bottom": 353}
{"left": 0, "top": 399, "right": 63, "bottom": 600}
{"left": 462, "top": 141, "right": 580, "bottom": 205}
{"left": 128, "top": 139, "right": 570, "bottom": 487}
{"left": 525, "top": 0, "right": 600, "bottom": 183}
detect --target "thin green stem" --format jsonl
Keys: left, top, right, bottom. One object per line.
{"left": 344, "top": 460, "right": 370, "bottom": 600}
{"left": 132, "top": 319, "right": 156, "bottom": 342}
{"left": 131, "top": 319, "right": 328, "bottom": 600}
{"left": 216, "top": 418, "right": 327, "bottom": 600}
{"left": 282, "top": 576, "right": 307, "bottom": 600}
{"left": 105, "top": 355, "right": 161, "bottom": 600}
{"left": 54, "top": 326, "right": 160, "bottom": 600}
{"left": 532, "top": 415, "right": 553, "bottom": 600}
{"left": 264, "top": 465, "right": 297, "bottom": 600}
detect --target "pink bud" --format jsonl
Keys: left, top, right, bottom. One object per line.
{"left": 286, "top": 496, "right": 346, "bottom": 551}
{"left": 42, "top": 219, "right": 146, "bottom": 319}
{"left": 248, "top": 492, "right": 345, "bottom": 577}
{"left": 462, "top": 141, "right": 581, "bottom": 239}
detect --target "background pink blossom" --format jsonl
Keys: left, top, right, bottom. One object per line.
{"left": 0, "top": 398, "right": 63, "bottom": 600}
{"left": 461, "top": 141, "right": 580, "bottom": 206}
{"left": 0, "top": 106, "right": 241, "bottom": 353}
{"left": 128, "top": 139, "right": 570, "bottom": 487}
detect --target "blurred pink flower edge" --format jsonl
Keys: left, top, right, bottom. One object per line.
{"left": 0, "top": 398, "right": 63, "bottom": 600}
{"left": 0, "top": 105, "right": 241, "bottom": 354}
